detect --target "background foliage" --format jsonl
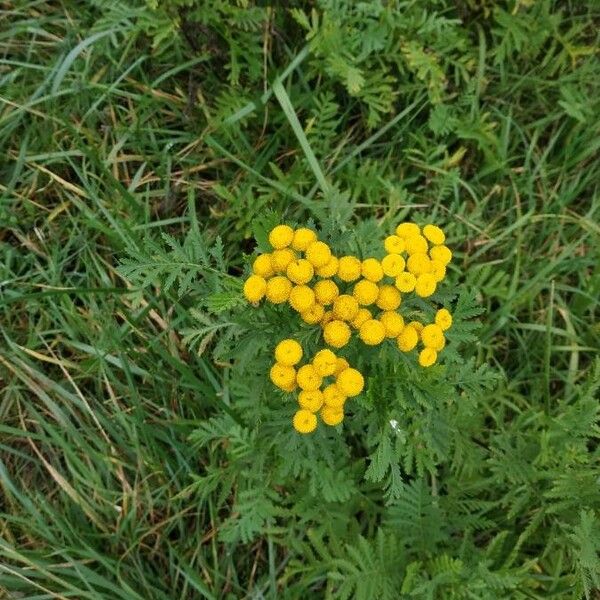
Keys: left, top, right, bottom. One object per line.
{"left": 1, "top": 0, "right": 599, "bottom": 598}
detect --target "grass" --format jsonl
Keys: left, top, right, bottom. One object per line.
{"left": 1, "top": 0, "right": 600, "bottom": 598}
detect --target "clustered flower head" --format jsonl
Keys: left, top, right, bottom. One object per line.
{"left": 243, "top": 222, "right": 454, "bottom": 434}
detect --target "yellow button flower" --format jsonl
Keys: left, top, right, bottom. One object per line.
{"left": 312, "top": 349, "right": 337, "bottom": 376}
{"left": 321, "top": 405, "right": 344, "bottom": 426}
{"left": 289, "top": 285, "right": 316, "bottom": 312}
{"left": 337, "top": 256, "right": 362, "bottom": 282}
{"left": 384, "top": 235, "right": 405, "bottom": 254}
{"left": 333, "top": 357, "right": 349, "bottom": 376}
{"left": 336, "top": 367, "right": 364, "bottom": 397}
{"left": 396, "top": 222, "right": 420, "bottom": 238}
{"left": 316, "top": 256, "right": 339, "bottom": 277}
{"left": 301, "top": 303, "right": 325, "bottom": 325}
{"left": 361, "top": 258, "right": 384, "bottom": 282}
{"left": 430, "top": 259, "right": 447, "bottom": 282}
{"left": 321, "top": 310, "right": 334, "bottom": 326}
{"left": 305, "top": 241, "right": 332, "bottom": 268}
{"left": 421, "top": 324, "right": 445, "bottom": 351}
{"left": 252, "top": 254, "right": 274, "bottom": 278}
{"left": 270, "top": 363, "right": 296, "bottom": 390}
{"left": 323, "top": 320, "right": 351, "bottom": 348}
{"left": 271, "top": 248, "right": 296, "bottom": 272}
{"left": 274, "top": 339, "right": 303, "bottom": 366}
{"left": 313, "top": 279, "right": 339, "bottom": 306}
{"left": 406, "top": 253, "right": 432, "bottom": 275}
{"left": 397, "top": 325, "right": 418, "bottom": 352}
{"left": 243, "top": 275, "right": 267, "bottom": 303}
{"left": 376, "top": 285, "right": 401, "bottom": 311}
{"left": 353, "top": 279, "right": 379, "bottom": 306}
{"left": 296, "top": 364, "right": 322, "bottom": 391}
{"left": 404, "top": 235, "right": 429, "bottom": 256}
{"left": 269, "top": 224, "right": 294, "bottom": 249}
{"left": 423, "top": 224, "right": 445, "bottom": 245}
{"left": 381, "top": 254, "right": 405, "bottom": 277}
{"left": 395, "top": 272, "right": 417, "bottom": 293}
{"left": 415, "top": 273, "right": 437, "bottom": 298}
{"left": 408, "top": 320, "right": 424, "bottom": 333}
{"left": 359, "top": 319, "right": 386, "bottom": 345}
{"left": 418, "top": 347, "right": 438, "bottom": 367}
{"left": 265, "top": 276, "right": 293, "bottom": 304}
{"left": 333, "top": 294, "right": 359, "bottom": 321}
{"left": 286, "top": 259, "right": 314, "bottom": 285}
{"left": 291, "top": 227, "right": 317, "bottom": 251}
{"left": 379, "top": 311, "right": 405, "bottom": 338}
{"left": 351, "top": 308, "right": 372, "bottom": 329}
{"left": 293, "top": 409, "right": 317, "bottom": 433}
{"left": 430, "top": 245, "right": 452, "bottom": 265}
{"left": 435, "top": 308, "right": 453, "bottom": 331}
{"left": 322, "top": 383, "right": 346, "bottom": 409}
{"left": 298, "top": 390, "right": 323, "bottom": 412}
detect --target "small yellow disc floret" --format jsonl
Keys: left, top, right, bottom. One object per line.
{"left": 337, "top": 256, "right": 362, "bottom": 282}
{"left": 353, "top": 279, "right": 379, "bottom": 306}
{"left": 408, "top": 320, "right": 424, "bottom": 333}
{"left": 274, "top": 339, "right": 303, "bottom": 366}
{"left": 312, "top": 349, "right": 337, "bottom": 377}
{"left": 415, "top": 273, "right": 437, "bottom": 298}
{"left": 351, "top": 308, "right": 372, "bottom": 329}
{"left": 379, "top": 311, "right": 405, "bottom": 338}
{"left": 322, "top": 384, "right": 346, "bottom": 409}
{"left": 323, "top": 320, "right": 351, "bottom": 348}
{"left": 314, "top": 279, "right": 339, "bottom": 305}
{"left": 321, "top": 405, "right": 344, "bottom": 426}
{"left": 243, "top": 275, "right": 267, "bottom": 303}
{"left": 430, "top": 259, "right": 447, "bottom": 282}
{"left": 332, "top": 294, "right": 359, "bottom": 321}
{"left": 384, "top": 235, "right": 405, "bottom": 254}
{"left": 430, "top": 245, "right": 452, "bottom": 265}
{"left": 271, "top": 248, "right": 296, "bottom": 272}
{"left": 361, "top": 258, "right": 384, "bottom": 282}
{"left": 381, "top": 254, "right": 406, "bottom": 277}
{"left": 423, "top": 224, "right": 445, "bottom": 245}
{"left": 404, "top": 235, "right": 429, "bottom": 256}
{"left": 252, "top": 254, "right": 274, "bottom": 278}
{"left": 287, "top": 259, "right": 314, "bottom": 284}
{"left": 289, "top": 285, "right": 316, "bottom": 312}
{"left": 296, "top": 364, "right": 322, "bottom": 391}
{"left": 321, "top": 310, "right": 334, "bottom": 326}
{"left": 421, "top": 324, "right": 445, "bottom": 351}
{"left": 316, "top": 256, "right": 339, "bottom": 277}
{"left": 269, "top": 224, "right": 294, "bottom": 249}
{"left": 376, "top": 285, "right": 402, "bottom": 311}
{"left": 270, "top": 363, "right": 296, "bottom": 390}
{"left": 418, "top": 347, "right": 438, "bottom": 367}
{"left": 291, "top": 227, "right": 317, "bottom": 251}
{"left": 301, "top": 303, "right": 325, "bottom": 325}
{"left": 298, "top": 390, "right": 323, "bottom": 412}
{"left": 305, "top": 241, "right": 332, "bottom": 268}
{"left": 336, "top": 368, "right": 364, "bottom": 397}
{"left": 396, "top": 222, "right": 421, "bottom": 238}
{"left": 333, "top": 357, "right": 350, "bottom": 376}
{"left": 397, "top": 326, "right": 418, "bottom": 352}
{"left": 293, "top": 409, "right": 317, "bottom": 433}
{"left": 435, "top": 308, "right": 453, "bottom": 331}
{"left": 395, "top": 272, "right": 417, "bottom": 293}
{"left": 359, "top": 319, "right": 386, "bottom": 345}
{"left": 406, "top": 253, "right": 432, "bottom": 275}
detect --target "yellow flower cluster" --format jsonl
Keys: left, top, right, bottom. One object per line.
{"left": 243, "top": 222, "right": 454, "bottom": 433}
{"left": 269, "top": 341, "right": 364, "bottom": 433}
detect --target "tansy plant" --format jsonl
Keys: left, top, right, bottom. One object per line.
{"left": 244, "top": 222, "right": 454, "bottom": 434}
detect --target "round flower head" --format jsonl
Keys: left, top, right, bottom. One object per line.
{"left": 270, "top": 363, "right": 296, "bottom": 390}
{"left": 312, "top": 349, "right": 337, "bottom": 376}
{"left": 384, "top": 235, "right": 405, "bottom": 255}
{"left": 252, "top": 254, "right": 274, "bottom": 278}
{"left": 337, "top": 256, "right": 362, "bottom": 282}
{"left": 376, "top": 285, "right": 401, "bottom": 311}
{"left": 406, "top": 253, "right": 432, "bottom": 276}
{"left": 321, "top": 310, "right": 334, "bottom": 326}
{"left": 397, "top": 325, "right": 418, "bottom": 352}
{"left": 435, "top": 308, "right": 453, "bottom": 331}
{"left": 336, "top": 368, "right": 364, "bottom": 397}
{"left": 415, "top": 273, "right": 437, "bottom": 298}
{"left": 404, "top": 235, "right": 429, "bottom": 256}
{"left": 351, "top": 308, "right": 372, "bottom": 329}
{"left": 359, "top": 319, "right": 386, "bottom": 345}
{"left": 333, "top": 357, "right": 350, "bottom": 376}
{"left": 274, "top": 339, "right": 303, "bottom": 366}
{"left": 271, "top": 248, "right": 296, "bottom": 272}
{"left": 322, "top": 383, "right": 346, "bottom": 409}
{"left": 381, "top": 254, "right": 405, "bottom": 277}
{"left": 316, "top": 256, "right": 339, "bottom": 278}
{"left": 361, "top": 258, "right": 384, "bottom": 282}
{"left": 323, "top": 320, "right": 351, "bottom": 348}
{"left": 353, "top": 279, "right": 379, "bottom": 306}
{"left": 321, "top": 405, "right": 344, "bottom": 426}
{"left": 396, "top": 222, "right": 420, "bottom": 238}
{"left": 286, "top": 259, "right": 314, "bottom": 285}
{"left": 395, "top": 272, "right": 417, "bottom": 293}
{"left": 296, "top": 364, "right": 322, "bottom": 392}
{"left": 269, "top": 224, "right": 294, "bottom": 249}
{"left": 333, "top": 294, "right": 359, "bottom": 321}
{"left": 408, "top": 320, "right": 424, "bottom": 333}
{"left": 421, "top": 324, "right": 445, "bottom": 351}
{"left": 305, "top": 241, "right": 332, "bottom": 268}
{"left": 298, "top": 389, "right": 323, "bottom": 412}
{"left": 314, "top": 279, "right": 339, "bottom": 305}
{"left": 293, "top": 409, "right": 317, "bottom": 434}
{"left": 266, "top": 276, "right": 292, "bottom": 304}
{"left": 423, "top": 224, "right": 445, "bottom": 245}
{"left": 379, "top": 311, "right": 405, "bottom": 338}
{"left": 430, "top": 259, "right": 447, "bottom": 282}
{"left": 418, "top": 347, "right": 438, "bottom": 367}
{"left": 291, "top": 227, "right": 317, "bottom": 252}
{"left": 289, "top": 285, "right": 316, "bottom": 312}
{"left": 429, "top": 245, "right": 452, "bottom": 266}
{"left": 301, "top": 303, "right": 325, "bottom": 325}
{"left": 243, "top": 275, "right": 267, "bottom": 303}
